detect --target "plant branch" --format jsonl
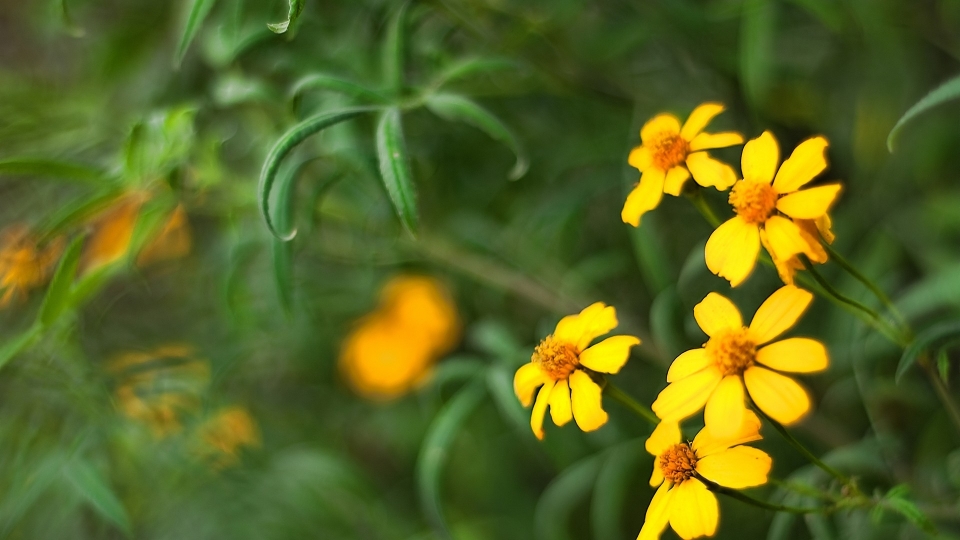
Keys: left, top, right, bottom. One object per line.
{"left": 604, "top": 381, "right": 659, "bottom": 426}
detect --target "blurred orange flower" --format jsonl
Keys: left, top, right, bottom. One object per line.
{"left": 0, "top": 225, "right": 64, "bottom": 307}
{"left": 195, "top": 406, "right": 260, "bottom": 468}
{"left": 137, "top": 205, "right": 192, "bottom": 266}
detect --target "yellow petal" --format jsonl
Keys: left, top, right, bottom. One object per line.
{"left": 756, "top": 338, "right": 829, "bottom": 373}
{"left": 645, "top": 420, "right": 682, "bottom": 456}
{"left": 569, "top": 370, "right": 608, "bottom": 432}
{"left": 530, "top": 379, "right": 556, "bottom": 440}
{"left": 816, "top": 214, "right": 835, "bottom": 244}
{"left": 662, "top": 166, "right": 691, "bottom": 196}
{"left": 680, "top": 103, "right": 725, "bottom": 140}
{"left": 579, "top": 335, "right": 641, "bottom": 374}
{"left": 666, "top": 349, "right": 711, "bottom": 383}
{"left": 689, "top": 131, "right": 744, "bottom": 151}
{"left": 649, "top": 464, "right": 665, "bottom": 488}
{"left": 685, "top": 151, "right": 737, "bottom": 191}
{"left": 554, "top": 302, "right": 618, "bottom": 351}
{"left": 743, "top": 366, "right": 811, "bottom": 425}
{"left": 692, "top": 410, "right": 762, "bottom": 457}
{"left": 772, "top": 136, "right": 828, "bottom": 194}
{"left": 651, "top": 366, "right": 723, "bottom": 422}
{"left": 748, "top": 285, "right": 813, "bottom": 344}
{"left": 549, "top": 378, "right": 573, "bottom": 427}
{"left": 622, "top": 168, "right": 666, "bottom": 227}
{"left": 638, "top": 482, "right": 674, "bottom": 540}
{"left": 777, "top": 184, "right": 842, "bottom": 219}
{"left": 794, "top": 219, "right": 829, "bottom": 263}
{"left": 741, "top": 131, "right": 779, "bottom": 184}
{"left": 759, "top": 228, "right": 803, "bottom": 286}
{"left": 668, "top": 479, "right": 719, "bottom": 539}
{"left": 641, "top": 113, "right": 682, "bottom": 143}
{"left": 514, "top": 362, "right": 545, "bottom": 407}
{"left": 693, "top": 292, "right": 743, "bottom": 337}
{"left": 704, "top": 216, "right": 761, "bottom": 287}
{"left": 629, "top": 146, "right": 653, "bottom": 171}
{"left": 696, "top": 446, "right": 772, "bottom": 489}
{"left": 762, "top": 215, "right": 812, "bottom": 262}
{"left": 704, "top": 375, "right": 747, "bottom": 440}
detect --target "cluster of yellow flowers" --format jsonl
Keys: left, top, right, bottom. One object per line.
{"left": 514, "top": 103, "right": 838, "bottom": 539}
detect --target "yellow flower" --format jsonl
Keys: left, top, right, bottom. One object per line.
{"left": 136, "top": 204, "right": 192, "bottom": 267}
{"left": 513, "top": 302, "right": 640, "bottom": 439}
{"left": 638, "top": 414, "right": 772, "bottom": 540}
{"left": 652, "top": 286, "right": 828, "bottom": 439}
{"left": 80, "top": 194, "right": 145, "bottom": 272}
{"left": 195, "top": 406, "right": 260, "bottom": 468}
{"left": 622, "top": 103, "right": 744, "bottom": 227}
{"left": 0, "top": 225, "right": 64, "bottom": 307}
{"left": 705, "top": 131, "right": 841, "bottom": 286}
{"left": 340, "top": 275, "right": 460, "bottom": 400}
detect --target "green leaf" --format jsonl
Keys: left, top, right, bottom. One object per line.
{"left": 59, "top": 0, "right": 85, "bottom": 37}
{"left": 267, "top": 0, "right": 305, "bottom": 34}
{"left": 258, "top": 107, "right": 372, "bottom": 240}
{"left": 416, "top": 379, "right": 486, "bottom": 540}
{"left": 937, "top": 345, "right": 952, "bottom": 382}
{"left": 428, "top": 357, "right": 486, "bottom": 388}
{"left": 0, "top": 159, "right": 105, "bottom": 184}
{"left": 0, "top": 324, "right": 42, "bottom": 372}
{"left": 37, "top": 235, "right": 84, "bottom": 328}
{"left": 590, "top": 440, "right": 646, "bottom": 540}
{"left": 36, "top": 188, "right": 124, "bottom": 245}
{"left": 64, "top": 459, "right": 133, "bottom": 536}
{"left": 740, "top": 0, "right": 777, "bottom": 108}
{"left": 290, "top": 73, "right": 390, "bottom": 104}
{"left": 880, "top": 485, "right": 937, "bottom": 535}
{"left": 429, "top": 57, "right": 516, "bottom": 88}
{"left": 375, "top": 108, "right": 419, "bottom": 235}
{"left": 425, "top": 93, "right": 529, "bottom": 180}
{"left": 650, "top": 287, "right": 686, "bottom": 361}
{"left": 535, "top": 453, "right": 604, "bottom": 540}
{"left": 896, "top": 319, "right": 960, "bottom": 382}
{"left": 174, "top": 0, "right": 218, "bottom": 67}
{"left": 271, "top": 157, "right": 316, "bottom": 314}
{"left": 381, "top": 2, "right": 409, "bottom": 95}
{"left": 485, "top": 365, "right": 530, "bottom": 432}
{"left": 888, "top": 74, "right": 960, "bottom": 152}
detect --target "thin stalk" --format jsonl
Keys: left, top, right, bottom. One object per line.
{"left": 919, "top": 355, "right": 960, "bottom": 433}
{"left": 696, "top": 475, "right": 824, "bottom": 514}
{"left": 604, "top": 381, "right": 659, "bottom": 426}
{"left": 685, "top": 189, "right": 722, "bottom": 228}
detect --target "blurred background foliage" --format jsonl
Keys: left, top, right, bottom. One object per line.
{"left": 1, "top": 0, "right": 960, "bottom": 538}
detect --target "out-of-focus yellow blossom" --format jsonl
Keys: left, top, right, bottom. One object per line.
{"left": 80, "top": 194, "right": 145, "bottom": 272}
{"left": 652, "top": 286, "right": 828, "bottom": 438}
{"left": 195, "top": 406, "right": 260, "bottom": 469}
{"left": 637, "top": 415, "right": 771, "bottom": 540}
{"left": 0, "top": 225, "right": 64, "bottom": 307}
{"left": 339, "top": 275, "right": 460, "bottom": 400}
{"left": 513, "top": 303, "right": 640, "bottom": 439}
{"left": 137, "top": 205, "right": 192, "bottom": 266}
{"left": 705, "top": 132, "right": 841, "bottom": 286}
{"left": 623, "top": 103, "right": 744, "bottom": 227}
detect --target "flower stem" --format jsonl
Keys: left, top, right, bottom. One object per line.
{"left": 696, "top": 475, "right": 823, "bottom": 514}
{"left": 604, "top": 381, "right": 659, "bottom": 426}
{"left": 685, "top": 189, "right": 722, "bottom": 228}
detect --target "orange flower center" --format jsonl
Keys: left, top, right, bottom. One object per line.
{"left": 729, "top": 180, "right": 778, "bottom": 224}
{"left": 533, "top": 336, "right": 580, "bottom": 380}
{"left": 651, "top": 133, "right": 690, "bottom": 170}
{"left": 705, "top": 328, "right": 757, "bottom": 376}
{"left": 660, "top": 443, "right": 698, "bottom": 483}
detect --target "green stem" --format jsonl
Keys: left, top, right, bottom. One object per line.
{"left": 685, "top": 189, "right": 722, "bottom": 228}
{"left": 696, "top": 475, "right": 823, "bottom": 514}
{"left": 604, "top": 381, "right": 659, "bottom": 426}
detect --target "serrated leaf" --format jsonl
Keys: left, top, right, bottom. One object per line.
{"left": 896, "top": 319, "right": 960, "bottom": 382}
{"left": 258, "top": 107, "right": 372, "bottom": 240}
{"left": 290, "top": 73, "right": 389, "bottom": 104}
{"left": 381, "top": 2, "right": 409, "bottom": 95}
{"left": 174, "top": 0, "right": 218, "bottom": 67}
{"left": 267, "top": 0, "right": 305, "bottom": 34}
{"left": 535, "top": 453, "right": 604, "bottom": 540}
{"left": 37, "top": 235, "right": 84, "bottom": 328}
{"left": 0, "top": 159, "right": 104, "bottom": 184}
{"left": 430, "top": 57, "right": 516, "bottom": 88}
{"left": 740, "top": 0, "right": 777, "bottom": 108}
{"left": 375, "top": 108, "right": 419, "bottom": 235}
{"left": 64, "top": 459, "right": 133, "bottom": 536}
{"left": 425, "top": 93, "right": 528, "bottom": 179}
{"left": 416, "top": 379, "right": 486, "bottom": 540}
{"left": 0, "top": 324, "right": 42, "bottom": 372}
{"left": 888, "top": 73, "right": 960, "bottom": 152}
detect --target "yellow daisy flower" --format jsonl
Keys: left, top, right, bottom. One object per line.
{"left": 513, "top": 302, "right": 640, "bottom": 440}
{"left": 622, "top": 103, "right": 744, "bottom": 227}
{"left": 651, "top": 286, "right": 828, "bottom": 438}
{"left": 705, "top": 131, "right": 842, "bottom": 286}
{"left": 638, "top": 414, "right": 772, "bottom": 540}
{"left": 0, "top": 225, "right": 64, "bottom": 307}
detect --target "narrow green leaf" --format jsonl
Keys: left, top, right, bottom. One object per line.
{"left": 0, "top": 325, "right": 42, "bottom": 372}
{"left": 36, "top": 189, "right": 124, "bottom": 244}
{"left": 258, "top": 107, "right": 372, "bottom": 240}
{"left": 485, "top": 366, "right": 530, "bottom": 432}
{"left": 887, "top": 74, "right": 960, "bottom": 152}
{"left": 381, "top": 2, "right": 409, "bottom": 95}
{"left": 290, "top": 73, "right": 390, "bottom": 104}
{"left": 416, "top": 379, "right": 486, "bottom": 540}
{"left": 0, "top": 159, "right": 104, "bottom": 184}
{"left": 740, "top": 0, "right": 777, "bottom": 109}
{"left": 64, "top": 459, "right": 133, "bottom": 536}
{"left": 535, "top": 453, "right": 604, "bottom": 540}
{"left": 375, "top": 108, "right": 419, "bottom": 235}
{"left": 896, "top": 319, "right": 960, "bottom": 382}
{"left": 271, "top": 157, "right": 316, "bottom": 314}
{"left": 38, "top": 235, "right": 84, "bottom": 328}
{"left": 881, "top": 485, "right": 936, "bottom": 535}
{"left": 590, "top": 440, "right": 646, "bottom": 540}
{"left": 267, "top": 0, "right": 305, "bottom": 34}
{"left": 174, "top": 0, "right": 219, "bottom": 67}
{"left": 425, "top": 93, "right": 528, "bottom": 180}
{"left": 937, "top": 347, "right": 950, "bottom": 382}
{"left": 430, "top": 57, "right": 516, "bottom": 88}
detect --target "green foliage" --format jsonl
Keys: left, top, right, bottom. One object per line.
{"left": 375, "top": 108, "right": 419, "bottom": 235}
{"left": 888, "top": 74, "right": 960, "bottom": 152}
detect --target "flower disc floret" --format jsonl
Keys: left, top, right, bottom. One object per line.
{"left": 533, "top": 336, "right": 580, "bottom": 380}
{"left": 651, "top": 133, "right": 690, "bottom": 170}
{"left": 728, "top": 180, "right": 778, "bottom": 224}
{"left": 659, "top": 443, "right": 698, "bottom": 484}
{"left": 705, "top": 328, "right": 756, "bottom": 376}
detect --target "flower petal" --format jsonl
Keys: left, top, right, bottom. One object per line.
{"left": 641, "top": 113, "right": 682, "bottom": 143}
{"left": 514, "top": 362, "right": 546, "bottom": 407}
{"left": 638, "top": 482, "right": 674, "bottom": 540}
{"left": 689, "top": 131, "right": 745, "bottom": 151}
{"left": 685, "top": 151, "right": 737, "bottom": 190}
{"left": 744, "top": 366, "right": 811, "bottom": 425}
{"left": 748, "top": 285, "right": 813, "bottom": 344}
{"left": 579, "top": 335, "right": 641, "bottom": 374}
{"left": 628, "top": 146, "right": 653, "bottom": 171}
{"left": 694, "top": 292, "right": 743, "bottom": 337}
{"left": 760, "top": 228, "right": 803, "bottom": 286}
{"left": 776, "top": 184, "right": 842, "bottom": 219}
{"left": 704, "top": 375, "right": 747, "bottom": 439}
{"left": 646, "top": 420, "right": 682, "bottom": 456}
{"left": 548, "top": 378, "right": 573, "bottom": 427}
{"left": 696, "top": 446, "right": 772, "bottom": 489}
{"left": 756, "top": 338, "right": 829, "bottom": 373}
{"left": 651, "top": 366, "right": 723, "bottom": 422}
{"left": 816, "top": 214, "right": 835, "bottom": 244}
{"left": 662, "top": 166, "right": 691, "bottom": 196}
{"left": 680, "top": 103, "right": 725, "bottom": 140}
{"left": 649, "top": 464, "right": 665, "bottom": 488}
{"left": 772, "top": 136, "right": 828, "bottom": 194}
{"left": 668, "top": 479, "right": 719, "bottom": 540}
{"left": 569, "top": 370, "right": 608, "bottom": 432}
{"left": 704, "top": 216, "right": 761, "bottom": 287}
{"left": 530, "top": 379, "right": 556, "bottom": 440}
{"left": 762, "top": 215, "right": 813, "bottom": 262}
{"left": 622, "top": 168, "right": 666, "bottom": 227}
{"left": 741, "top": 131, "right": 779, "bottom": 184}
{"left": 667, "top": 349, "right": 711, "bottom": 383}
{"left": 554, "top": 302, "right": 618, "bottom": 352}
{"left": 693, "top": 410, "right": 762, "bottom": 457}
